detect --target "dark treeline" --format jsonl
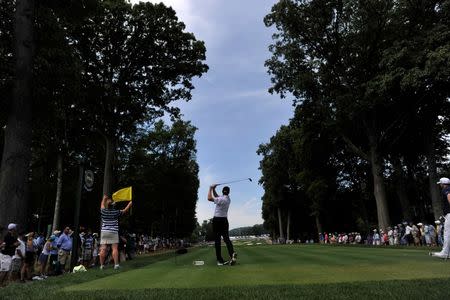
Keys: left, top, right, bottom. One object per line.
{"left": 229, "top": 224, "right": 269, "bottom": 237}
{"left": 259, "top": 0, "right": 450, "bottom": 240}
{"left": 0, "top": 0, "right": 208, "bottom": 238}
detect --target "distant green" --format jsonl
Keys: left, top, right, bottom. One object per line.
{"left": 3, "top": 244, "right": 450, "bottom": 299}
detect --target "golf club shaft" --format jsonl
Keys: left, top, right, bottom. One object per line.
{"left": 217, "top": 179, "right": 250, "bottom": 185}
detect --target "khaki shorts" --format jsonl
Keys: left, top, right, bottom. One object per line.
{"left": 58, "top": 249, "right": 70, "bottom": 265}
{"left": 100, "top": 231, "right": 119, "bottom": 245}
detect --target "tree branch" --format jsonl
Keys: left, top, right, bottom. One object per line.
{"left": 341, "top": 135, "right": 370, "bottom": 161}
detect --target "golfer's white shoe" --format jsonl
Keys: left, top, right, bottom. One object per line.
{"left": 230, "top": 252, "right": 237, "bottom": 265}
{"left": 217, "top": 261, "right": 229, "bottom": 266}
{"left": 431, "top": 252, "right": 449, "bottom": 259}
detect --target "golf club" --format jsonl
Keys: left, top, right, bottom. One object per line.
{"left": 216, "top": 178, "right": 252, "bottom": 186}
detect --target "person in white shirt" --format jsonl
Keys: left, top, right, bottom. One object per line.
{"left": 9, "top": 232, "right": 25, "bottom": 282}
{"left": 208, "top": 184, "right": 237, "bottom": 266}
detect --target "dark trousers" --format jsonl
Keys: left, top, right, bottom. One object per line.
{"left": 213, "top": 217, "right": 234, "bottom": 262}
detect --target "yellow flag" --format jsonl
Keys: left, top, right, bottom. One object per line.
{"left": 112, "top": 186, "right": 132, "bottom": 202}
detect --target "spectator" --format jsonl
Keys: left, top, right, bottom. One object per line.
{"left": 373, "top": 230, "right": 380, "bottom": 246}
{"left": 0, "top": 224, "right": 19, "bottom": 284}
{"left": 10, "top": 232, "right": 25, "bottom": 282}
{"left": 81, "top": 231, "right": 94, "bottom": 267}
{"left": 48, "top": 231, "right": 60, "bottom": 275}
{"left": 91, "top": 233, "right": 99, "bottom": 267}
{"left": 21, "top": 232, "right": 36, "bottom": 281}
{"left": 38, "top": 235, "right": 54, "bottom": 277}
{"left": 56, "top": 227, "right": 72, "bottom": 274}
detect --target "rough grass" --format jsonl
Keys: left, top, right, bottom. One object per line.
{"left": 2, "top": 244, "right": 450, "bottom": 299}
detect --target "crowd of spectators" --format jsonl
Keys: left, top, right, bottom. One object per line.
{"left": 0, "top": 223, "right": 185, "bottom": 286}
{"left": 318, "top": 220, "right": 444, "bottom": 247}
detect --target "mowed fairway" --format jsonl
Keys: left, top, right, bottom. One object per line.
{"left": 5, "top": 244, "right": 450, "bottom": 300}
{"left": 66, "top": 244, "right": 450, "bottom": 290}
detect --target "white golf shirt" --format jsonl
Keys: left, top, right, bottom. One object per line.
{"left": 213, "top": 195, "right": 230, "bottom": 218}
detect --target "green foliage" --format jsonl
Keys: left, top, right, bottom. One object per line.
{"left": 118, "top": 120, "right": 199, "bottom": 237}
{"left": 263, "top": 0, "right": 450, "bottom": 232}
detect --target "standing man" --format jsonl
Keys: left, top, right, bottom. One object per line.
{"left": 99, "top": 195, "right": 132, "bottom": 270}
{"left": 56, "top": 226, "right": 72, "bottom": 274}
{"left": 207, "top": 184, "right": 237, "bottom": 266}
{"left": 431, "top": 177, "right": 450, "bottom": 258}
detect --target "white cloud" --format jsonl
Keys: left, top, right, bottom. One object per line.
{"left": 130, "top": 0, "right": 225, "bottom": 49}
{"left": 228, "top": 197, "right": 263, "bottom": 228}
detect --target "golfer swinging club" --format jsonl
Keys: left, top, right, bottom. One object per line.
{"left": 431, "top": 177, "right": 450, "bottom": 259}
{"left": 208, "top": 184, "right": 237, "bottom": 266}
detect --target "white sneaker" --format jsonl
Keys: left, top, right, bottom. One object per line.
{"left": 100, "top": 265, "right": 104, "bottom": 270}
{"left": 114, "top": 264, "right": 120, "bottom": 270}
{"left": 431, "top": 252, "right": 449, "bottom": 259}
{"left": 217, "top": 261, "right": 229, "bottom": 266}
{"left": 231, "top": 252, "right": 237, "bottom": 265}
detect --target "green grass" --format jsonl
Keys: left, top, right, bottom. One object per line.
{"left": 2, "top": 244, "right": 450, "bottom": 299}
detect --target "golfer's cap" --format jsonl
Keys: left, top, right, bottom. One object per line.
{"left": 417, "top": 223, "right": 423, "bottom": 226}
{"left": 7, "top": 223, "right": 17, "bottom": 230}
{"left": 93, "top": 233, "right": 98, "bottom": 237}
{"left": 435, "top": 220, "right": 441, "bottom": 224}
{"left": 25, "top": 232, "right": 34, "bottom": 237}
{"left": 437, "top": 177, "right": 450, "bottom": 185}
{"left": 53, "top": 230, "right": 61, "bottom": 235}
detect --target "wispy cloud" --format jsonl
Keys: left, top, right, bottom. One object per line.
{"left": 130, "top": 0, "right": 294, "bottom": 230}
{"left": 229, "top": 197, "right": 263, "bottom": 228}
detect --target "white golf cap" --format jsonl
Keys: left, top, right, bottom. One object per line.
{"left": 437, "top": 177, "right": 450, "bottom": 185}
{"left": 7, "top": 223, "right": 17, "bottom": 230}
{"left": 435, "top": 220, "right": 441, "bottom": 224}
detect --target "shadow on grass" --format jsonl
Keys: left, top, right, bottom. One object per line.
{"left": 4, "top": 277, "right": 450, "bottom": 300}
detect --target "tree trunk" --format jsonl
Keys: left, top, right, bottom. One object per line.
{"left": 286, "top": 210, "right": 291, "bottom": 241}
{"left": 426, "top": 140, "right": 442, "bottom": 220}
{"left": 277, "top": 207, "right": 284, "bottom": 242}
{"left": 315, "top": 215, "right": 322, "bottom": 237}
{"left": 368, "top": 136, "right": 390, "bottom": 231}
{"left": 392, "top": 156, "right": 413, "bottom": 221}
{"left": 103, "top": 135, "right": 115, "bottom": 196}
{"left": 52, "top": 153, "right": 63, "bottom": 231}
{"left": 0, "top": 0, "right": 34, "bottom": 228}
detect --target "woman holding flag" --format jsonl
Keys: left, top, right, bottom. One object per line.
{"left": 99, "top": 189, "right": 132, "bottom": 270}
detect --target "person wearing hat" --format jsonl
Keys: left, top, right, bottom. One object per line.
{"left": 48, "top": 232, "right": 59, "bottom": 275}
{"left": 430, "top": 178, "right": 450, "bottom": 258}
{"left": 21, "top": 232, "right": 36, "bottom": 281}
{"left": 435, "top": 220, "right": 443, "bottom": 246}
{"left": 0, "top": 223, "right": 20, "bottom": 284}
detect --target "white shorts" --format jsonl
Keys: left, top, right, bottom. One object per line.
{"left": 0, "top": 254, "right": 12, "bottom": 272}
{"left": 100, "top": 231, "right": 119, "bottom": 245}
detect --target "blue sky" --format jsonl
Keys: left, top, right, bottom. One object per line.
{"left": 133, "top": 0, "right": 294, "bottom": 228}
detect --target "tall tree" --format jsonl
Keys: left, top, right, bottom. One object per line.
{"left": 69, "top": 0, "right": 208, "bottom": 196}
{"left": 0, "top": 0, "right": 35, "bottom": 228}
{"left": 119, "top": 120, "right": 199, "bottom": 237}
